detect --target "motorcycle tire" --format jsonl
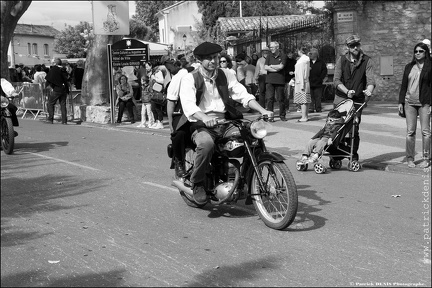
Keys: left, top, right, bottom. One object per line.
{"left": 251, "top": 160, "right": 298, "bottom": 230}
{"left": 1, "top": 117, "right": 14, "bottom": 155}
{"left": 177, "top": 148, "right": 206, "bottom": 208}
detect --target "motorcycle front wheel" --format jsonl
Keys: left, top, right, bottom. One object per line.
{"left": 1, "top": 117, "right": 15, "bottom": 155}
{"left": 251, "top": 160, "right": 298, "bottom": 230}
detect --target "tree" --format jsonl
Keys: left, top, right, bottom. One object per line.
{"left": 54, "top": 21, "right": 93, "bottom": 58}
{"left": 132, "top": 0, "right": 175, "bottom": 41}
{"left": 1, "top": 1, "right": 32, "bottom": 80}
{"left": 128, "top": 18, "right": 154, "bottom": 41}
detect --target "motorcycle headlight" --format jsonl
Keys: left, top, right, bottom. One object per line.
{"left": 1, "top": 96, "right": 9, "bottom": 108}
{"left": 250, "top": 120, "right": 268, "bottom": 139}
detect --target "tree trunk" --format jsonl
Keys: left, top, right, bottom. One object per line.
{"left": 0, "top": 1, "right": 32, "bottom": 80}
{"left": 81, "top": 34, "right": 123, "bottom": 106}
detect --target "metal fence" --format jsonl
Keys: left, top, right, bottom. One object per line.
{"left": 11, "top": 82, "right": 80, "bottom": 121}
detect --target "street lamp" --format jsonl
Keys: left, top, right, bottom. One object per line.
{"left": 182, "top": 34, "right": 187, "bottom": 52}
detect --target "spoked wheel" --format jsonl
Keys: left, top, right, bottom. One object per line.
{"left": 178, "top": 148, "right": 206, "bottom": 208}
{"left": 348, "top": 160, "right": 361, "bottom": 172}
{"left": 314, "top": 163, "right": 327, "bottom": 174}
{"left": 251, "top": 160, "right": 298, "bottom": 230}
{"left": 329, "top": 159, "right": 342, "bottom": 169}
{"left": 1, "top": 117, "right": 15, "bottom": 155}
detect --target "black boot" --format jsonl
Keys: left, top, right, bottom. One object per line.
{"left": 174, "top": 158, "right": 186, "bottom": 177}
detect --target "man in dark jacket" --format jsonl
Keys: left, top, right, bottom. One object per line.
{"left": 309, "top": 48, "right": 327, "bottom": 113}
{"left": 45, "top": 58, "right": 70, "bottom": 124}
{"left": 284, "top": 51, "right": 296, "bottom": 113}
{"left": 333, "top": 35, "right": 375, "bottom": 161}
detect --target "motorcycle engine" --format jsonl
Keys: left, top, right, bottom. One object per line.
{"left": 213, "top": 160, "right": 240, "bottom": 202}
{"left": 218, "top": 137, "right": 245, "bottom": 158}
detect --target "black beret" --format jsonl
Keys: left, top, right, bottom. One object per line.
{"left": 193, "top": 42, "right": 222, "bottom": 57}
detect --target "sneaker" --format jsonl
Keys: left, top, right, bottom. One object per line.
{"left": 301, "top": 155, "right": 308, "bottom": 161}
{"left": 150, "top": 121, "right": 164, "bottom": 129}
{"left": 137, "top": 123, "right": 145, "bottom": 128}
{"left": 308, "top": 153, "right": 319, "bottom": 163}
{"left": 192, "top": 182, "right": 208, "bottom": 205}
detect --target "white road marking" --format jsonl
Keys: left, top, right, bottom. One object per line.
{"left": 141, "top": 181, "right": 179, "bottom": 192}
{"left": 27, "top": 152, "right": 100, "bottom": 171}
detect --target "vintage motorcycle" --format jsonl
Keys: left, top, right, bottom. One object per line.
{"left": 167, "top": 116, "right": 298, "bottom": 230}
{"left": 1, "top": 83, "right": 20, "bottom": 155}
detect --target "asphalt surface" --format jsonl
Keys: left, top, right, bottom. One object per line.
{"left": 75, "top": 100, "right": 430, "bottom": 176}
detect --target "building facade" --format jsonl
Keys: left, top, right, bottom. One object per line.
{"left": 333, "top": 0, "right": 431, "bottom": 101}
{"left": 8, "top": 24, "right": 60, "bottom": 67}
{"left": 156, "top": 0, "right": 202, "bottom": 58}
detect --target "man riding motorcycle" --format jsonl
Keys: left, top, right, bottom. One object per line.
{"left": 1, "top": 78, "right": 20, "bottom": 136}
{"left": 177, "top": 42, "right": 274, "bottom": 205}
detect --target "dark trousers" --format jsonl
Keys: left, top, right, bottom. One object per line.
{"left": 258, "top": 75, "right": 266, "bottom": 108}
{"left": 7, "top": 103, "right": 19, "bottom": 126}
{"left": 47, "top": 89, "right": 67, "bottom": 123}
{"left": 266, "top": 83, "right": 286, "bottom": 117}
{"left": 117, "top": 98, "right": 134, "bottom": 122}
{"left": 151, "top": 101, "right": 164, "bottom": 122}
{"left": 310, "top": 86, "right": 323, "bottom": 112}
{"left": 246, "top": 83, "right": 258, "bottom": 98}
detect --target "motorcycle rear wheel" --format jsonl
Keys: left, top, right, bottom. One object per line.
{"left": 177, "top": 148, "right": 206, "bottom": 208}
{"left": 251, "top": 160, "right": 298, "bottom": 230}
{"left": 1, "top": 117, "right": 14, "bottom": 155}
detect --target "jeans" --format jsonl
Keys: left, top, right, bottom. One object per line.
{"left": 47, "top": 89, "right": 67, "bottom": 123}
{"left": 151, "top": 101, "right": 164, "bottom": 122}
{"left": 266, "top": 83, "right": 286, "bottom": 117}
{"left": 190, "top": 124, "right": 229, "bottom": 184}
{"left": 405, "top": 104, "right": 431, "bottom": 161}
{"left": 284, "top": 82, "right": 293, "bottom": 111}
{"left": 310, "top": 86, "right": 323, "bottom": 112}
{"left": 304, "top": 137, "right": 329, "bottom": 156}
{"left": 141, "top": 102, "right": 154, "bottom": 125}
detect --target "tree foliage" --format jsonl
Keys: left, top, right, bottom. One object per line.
{"left": 132, "top": 0, "right": 176, "bottom": 40}
{"left": 54, "top": 21, "right": 93, "bottom": 58}
{"left": 127, "top": 18, "right": 155, "bottom": 41}
{"left": 1, "top": 0, "right": 32, "bottom": 80}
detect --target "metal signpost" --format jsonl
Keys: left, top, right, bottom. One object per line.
{"left": 107, "top": 39, "right": 149, "bottom": 124}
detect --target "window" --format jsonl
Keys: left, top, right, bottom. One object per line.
{"left": 43, "top": 44, "right": 49, "bottom": 56}
{"left": 32, "top": 43, "right": 38, "bottom": 55}
{"left": 27, "top": 43, "right": 31, "bottom": 54}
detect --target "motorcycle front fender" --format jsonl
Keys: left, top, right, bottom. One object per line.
{"left": 256, "top": 151, "right": 286, "bottom": 163}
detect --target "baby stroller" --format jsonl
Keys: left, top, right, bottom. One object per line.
{"left": 296, "top": 98, "right": 369, "bottom": 174}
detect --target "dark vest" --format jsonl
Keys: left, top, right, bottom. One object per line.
{"left": 175, "top": 69, "right": 243, "bottom": 131}
{"left": 335, "top": 54, "right": 370, "bottom": 102}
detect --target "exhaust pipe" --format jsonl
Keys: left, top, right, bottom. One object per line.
{"left": 172, "top": 180, "right": 194, "bottom": 197}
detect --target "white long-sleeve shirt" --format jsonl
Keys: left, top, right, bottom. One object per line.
{"left": 179, "top": 67, "right": 255, "bottom": 122}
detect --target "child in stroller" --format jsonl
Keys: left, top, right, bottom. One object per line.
{"left": 297, "top": 109, "right": 344, "bottom": 166}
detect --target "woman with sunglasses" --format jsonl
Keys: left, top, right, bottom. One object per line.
{"left": 398, "top": 42, "right": 431, "bottom": 168}
{"left": 219, "top": 54, "right": 236, "bottom": 76}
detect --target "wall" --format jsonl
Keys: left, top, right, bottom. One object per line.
{"left": 9, "top": 35, "right": 55, "bottom": 67}
{"left": 158, "top": 1, "right": 202, "bottom": 52}
{"left": 334, "top": 1, "right": 431, "bottom": 102}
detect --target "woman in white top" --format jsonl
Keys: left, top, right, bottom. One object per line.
{"left": 293, "top": 47, "right": 311, "bottom": 122}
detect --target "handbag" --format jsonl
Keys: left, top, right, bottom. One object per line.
{"left": 152, "top": 82, "right": 163, "bottom": 93}
{"left": 151, "top": 91, "right": 166, "bottom": 105}
{"left": 398, "top": 103, "right": 406, "bottom": 118}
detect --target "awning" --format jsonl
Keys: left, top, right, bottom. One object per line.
{"left": 134, "top": 40, "right": 169, "bottom": 56}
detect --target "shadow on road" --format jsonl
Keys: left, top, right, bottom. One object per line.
{"left": 14, "top": 141, "right": 69, "bottom": 153}
{"left": 1, "top": 156, "right": 108, "bottom": 248}
{"left": 0, "top": 268, "right": 127, "bottom": 287}
{"left": 185, "top": 255, "right": 280, "bottom": 287}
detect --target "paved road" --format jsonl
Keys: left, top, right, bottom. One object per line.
{"left": 1, "top": 115, "right": 430, "bottom": 286}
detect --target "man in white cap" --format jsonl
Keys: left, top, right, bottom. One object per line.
{"left": 177, "top": 42, "right": 273, "bottom": 205}
{"left": 333, "top": 34, "right": 375, "bottom": 162}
